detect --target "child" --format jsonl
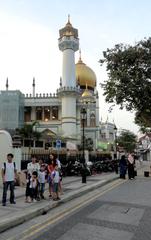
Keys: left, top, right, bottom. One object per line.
{"left": 38, "top": 166, "right": 46, "bottom": 199}
{"left": 25, "top": 173, "right": 32, "bottom": 203}
{"left": 25, "top": 171, "right": 38, "bottom": 202}
{"left": 51, "top": 164, "right": 60, "bottom": 201}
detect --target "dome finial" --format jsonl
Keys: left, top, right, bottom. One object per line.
{"left": 79, "top": 48, "right": 81, "bottom": 60}
{"left": 68, "top": 14, "right": 70, "bottom": 23}
{"left": 6, "top": 77, "right": 9, "bottom": 91}
{"left": 78, "top": 49, "right": 83, "bottom": 63}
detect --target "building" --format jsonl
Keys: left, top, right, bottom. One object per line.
{"left": 0, "top": 17, "right": 100, "bottom": 152}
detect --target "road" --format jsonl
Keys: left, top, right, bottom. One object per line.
{"left": 1, "top": 176, "right": 151, "bottom": 240}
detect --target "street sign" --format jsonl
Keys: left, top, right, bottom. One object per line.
{"left": 56, "top": 139, "right": 61, "bottom": 149}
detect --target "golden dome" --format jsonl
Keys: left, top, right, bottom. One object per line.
{"left": 75, "top": 54, "right": 96, "bottom": 89}
{"left": 82, "top": 85, "right": 93, "bottom": 98}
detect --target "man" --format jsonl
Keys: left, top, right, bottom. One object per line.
{"left": 1, "top": 153, "right": 17, "bottom": 206}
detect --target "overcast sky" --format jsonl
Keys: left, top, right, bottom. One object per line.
{"left": 0, "top": 0, "right": 150, "bottom": 134}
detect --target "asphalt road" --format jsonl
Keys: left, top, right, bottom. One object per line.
{"left": 2, "top": 176, "right": 151, "bottom": 240}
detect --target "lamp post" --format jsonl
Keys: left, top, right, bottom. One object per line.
{"left": 114, "top": 124, "right": 118, "bottom": 174}
{"left": 114, "top": 125, "right": 117, "bottom": 160}
{"left": 80, "top": 107, "right": 87, "bottom": 183}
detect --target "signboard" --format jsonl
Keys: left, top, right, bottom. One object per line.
{"left": 97, "top": 141, "right": 108, "bottom": 150}
{"left": 56, "top": 139, "right": 61, "bottom": 149}
{"left": 66, "top": 141, "right": 77, "bottom": 150}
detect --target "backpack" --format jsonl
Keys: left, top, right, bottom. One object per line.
{"left": 3, "top": 162, "right": 16, "bottom": 174}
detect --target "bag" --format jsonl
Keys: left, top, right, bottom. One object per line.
{"left": 134, "top": 170, "right": 137, "bottom": 176}
{"left": 3, "top": 162, "right": 16, "bottom": 174}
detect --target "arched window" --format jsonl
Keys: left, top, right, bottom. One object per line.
{"left": 90, "top": 113, "right": 95, "bottom": 127}
{"left": 36, "top": 107, "right": 42, "bottom": 120}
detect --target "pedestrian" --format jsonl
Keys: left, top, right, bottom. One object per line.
{"left": 38, "top": 165, "right": 46, "bottom": 199}
{"left": 127, "top": 153, "right": 135, "bottom": 180}
{"left": 56, "top": 157, "right": 63, "bottom": 195}
{"left": 119, "top": 155, "right": 127, "bottom": 179}
{"left": 25, "top": 155, "right": 40, "bottom": 202}
{"left": 51, "top": 164, "right": 61, "bottom": 201}
{"left": 30, "top": 171, "right": 39, "bottom": 202}
{"left": 25, "top": 173, "right": 32, "bottom": 203}
{"left": 47, "top": 157, "right": 54, "bottom": 198}
{"left": 25, "top": 171, "right": 39, "bottom": 203}
{"left": 1, "top": 153, "right": 17, "bottom": 206}
{"left": 27, "top": 155, "right": 40, "bottom": 177}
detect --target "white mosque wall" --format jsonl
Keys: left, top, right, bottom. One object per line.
{"left": 0, "top": 130, "right": 13, "bottom": 185}
{"left": 24, "top": 97, "right": 60, "bottom": 106}
{"left": 96, "top": 97, "right": 99, "bottom": 127}
{"left": 76, "top": 106, "right": 81, "bottom": 142}
{"left": 13, "top": 148, "right": 21, "bottom": 172}
{"left": 0, "top": 130, "right": 13, "bottom": 163}
{"left": 62, "top": 49, "right": 76, "bottom": 88}
{"left": 61, "top": 96, "right": 77, "bottom": 137}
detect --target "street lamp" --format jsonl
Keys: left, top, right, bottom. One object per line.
{"left": 114, "top": 124, "right": 117, "bottom": 160}
{"left": 80, "top": 107, "right": 87, "bottom": 183}
{"left": 113, "top": 125, "right": 119, "bottom": 174}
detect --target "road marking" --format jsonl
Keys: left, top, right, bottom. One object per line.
{"left": 7, "top": 179, "right": 125, "bottom": 240}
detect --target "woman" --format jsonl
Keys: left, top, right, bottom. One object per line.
{"left": 119, "top": 155, "right": 127, "bottom": 179}
{"left": 47, "top": 154, "right": 57, "bottom": 198}
{"left": 127, "top": 153, "right": 135, "bottom": 179}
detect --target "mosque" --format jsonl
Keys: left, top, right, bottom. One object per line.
{"left": 0, "top": 17, "right": 115, "bottom": 153}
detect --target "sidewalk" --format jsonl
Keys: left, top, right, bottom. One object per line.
{"left": 0, "top": 173, "right": 118, "bottom": 233}
{"left": 0, "top": 161, "right": 149, "bottom": 234}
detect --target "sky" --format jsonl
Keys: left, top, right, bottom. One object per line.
{"left": 0, "top": 0, "right": 150, "bottom": 135}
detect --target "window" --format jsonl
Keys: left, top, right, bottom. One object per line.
{"left": 90, "top": 113, "right": 95, "bottom": 127}
{"left": 24, "top": 107, "right": 31, "bottom": 122}
{"left": 109, "top": 132, "right": 114, "bottom": 141}
{"left": 44, "top": 107, "right": 50, "bottom": 121}
{"left": 36, "top": 107, "right": 42, "bottom": 120}
{"left": 35, "top": 141, "right": 43, "bottom": 148}
{"left": 52, "top": 106, "right": 58, "bottom": 120}
{"left": 24, "top": 139, "right": 33, "bottom": 147}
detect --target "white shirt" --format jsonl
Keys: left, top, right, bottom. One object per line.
{"left": 27, "top": 162, "right": 40, "bottom": 176}
{"left": 51, "top": 170, "right": 60, "bottom": 183}
{"left": 30, "top": 178, "right": 37, "bottom": 189}
{"left": 57, "top": 159, "right": 61, "bottom": 169}
{"left": 2, "top": 162, "right": 16, "bottom": 181}
{"left": 38, "top": 171, "right": 45, "bottom": 183}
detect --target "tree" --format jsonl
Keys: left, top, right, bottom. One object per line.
{"left": 117, "top": 130, "right": 137, "bottom": 153}
{"left": 99, "top": 38, "right": 151, "bottom": 128}
{"left": 19, "top": 121, "right": 41, "bottom": 148}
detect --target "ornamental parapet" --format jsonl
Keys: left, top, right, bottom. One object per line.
{"left": 57, "top": 86, "right": 80, "bottom": 97}
{"left": 24, "top": 93, "right": 58, "bottom": 98}
{"left": 58, "top": 37, "right": 79, "bottom": 52}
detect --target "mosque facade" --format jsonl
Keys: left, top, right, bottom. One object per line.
{"left": 0, "top": 18, "right": 115, "bottom": 153}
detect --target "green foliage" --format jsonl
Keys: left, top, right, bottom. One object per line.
{"left": 100, "top": 38, "right": 151, "bottom": 127}
{"left": 117, "top": 130, "right": 137, "bottom": 152}
{"left": 19, "top": 121, "right": 41, "bottom": 140}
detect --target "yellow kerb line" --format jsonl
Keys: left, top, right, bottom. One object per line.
{"left": 8, "top": 179, "right": 125, "bottom": 240}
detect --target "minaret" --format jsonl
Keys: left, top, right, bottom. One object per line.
{"left": 32, "top": 77, "right": 35, "bottom": 97}
{"left": 6, "top": 78, "right": 9, "bottom": 91}
{"left": 58, "top": 16, "right": 79, "bottom": 138}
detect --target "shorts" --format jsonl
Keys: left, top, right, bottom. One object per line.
{"left": 53, "top": 183, "right": 59, "bottom": 193}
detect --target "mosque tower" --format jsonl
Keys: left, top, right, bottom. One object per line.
{"left": 58, "top": 16, "right": 79, "bottom": 138}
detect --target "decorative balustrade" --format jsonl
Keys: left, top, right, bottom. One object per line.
{"left": 24, "top": 93, "right": 58, "bottom": 98}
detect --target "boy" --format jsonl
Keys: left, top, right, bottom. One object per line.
{"left": 38, "top": 166, "right": 46, "bottom": 199}
{"left": 1, "top": 153, "right": 17, "bottom": 206}
{"left": 51, "top": 164, "right": 60, "bottom": 201}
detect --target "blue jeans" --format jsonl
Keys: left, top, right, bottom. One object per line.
{"left": 39, "top": 183, "right": 45, "bottom": 196}
{"left": 2, "top": 181, "right": 15, "bottom": 204}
